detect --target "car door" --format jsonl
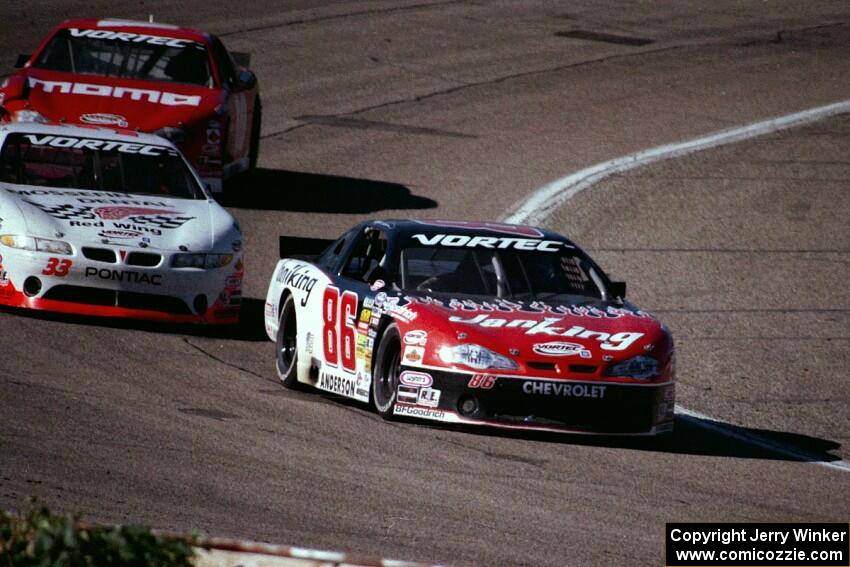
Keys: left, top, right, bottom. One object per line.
{"left": 317, "top": 226, "right": 389, "bottom": 402}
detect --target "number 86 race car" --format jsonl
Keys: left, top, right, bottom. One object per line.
{"left": 264, "top": 219, "right": 675, "bottom": 435}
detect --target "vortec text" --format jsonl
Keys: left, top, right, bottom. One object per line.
{"left": 411, "top": 233, "right": 563, "bottom": 252}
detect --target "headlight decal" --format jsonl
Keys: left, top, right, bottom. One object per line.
{"left": 439, "top": 344, "right": 518, "bottom": 371}
{"left": 604, "top": 355, "right": 659, "bottom": 380}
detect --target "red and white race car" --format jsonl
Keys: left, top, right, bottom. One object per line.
{"left": 0, "top": 122, "right": 243, "bottom": 323}
{"left": 264, "top": 220, "right": 675, "bottom": 436}
{"left": 0, "top": 18, "right": 260, "bottom": 193}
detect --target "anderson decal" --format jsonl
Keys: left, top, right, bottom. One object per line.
{"left": 23, "top": 134, "right": 175, "bottom": 155}
{"left": 28, "top": 77, "right": 201, "bottom": 107}
{"left": 411, "top": 233, "right": 563, "bottom": 252}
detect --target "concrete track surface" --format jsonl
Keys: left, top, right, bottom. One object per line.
{"left": 2, "top": 3, "right": 848, "bottom": 566}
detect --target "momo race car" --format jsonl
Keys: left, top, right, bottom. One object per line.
{"left": 0, "top": 18, "right": 260, "bottom": 192}
{"left": 264, "top": 220, "right": 675, "bottom": 435}
{"left": 0, "top": 122, "right": 243, "bottom": 323}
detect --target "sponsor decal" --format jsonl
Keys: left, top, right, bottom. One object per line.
{"left": 370, "top": 279, "right": 385, "bottom": 291}
{"left": 399, "top": 371, "right": 433, "bottom": 388}
{"left": 417, "top": 387, "right": 441, "bottom": 408}
{"left": 394, "top": 404, "right": 445, "bottom": 420}
{"left": 84, "top": 266, "right": 161, "bottom": 285}
{"left": 411, "top": 233, "right": 563, "bottom": 252}
{"left": 383, "top": 299, "right": 417, "bottom": 323}
{"left": 94, "top": 206, "right": 175, "bottom": 220}
{"left": 28, "top": 77, "right": 201, "bottom": 107}
{"left": 80, "top": 113, "right": 128, "bottom": 128}
{"left": 403, "top": 329, "right": 428, "bottom": 347}
{"left": 23, "top": 134, "right": 174, "bottom": 155}
{"left": 98, "top": 229, "right": 142, "bottom": 239}
{"left": 0, "top": 266, "right": 9, "bottom": 286}
{"left": 521, "top": 381, "right": 606, "bottom": 399}
{"left": 359, "top": 308, "right": 372, "bottom": 322}
{"left": 532, "top": 341, "right": 591, "bottom": 358}
{"left": 397, "top": 385, "right": 419, "bottom": 404}
{"left": 305, "top": 332, "right": 314, "bottom": 355}
{"left": 448, "top": 314, "right": 644, "bottom": 351}
{"left": 318, "top": 370, "right": 356, "bottom": 397}
{"left": 68, "top": 28, "right": 198, "bottom": 48}
{"left": 403, "top": 346, "right": 424, "bottom": 365}
{"left": 276, "top": 263, "right": 318, "bottom": 307}
{"left": 264, "top": 301, "right": 275, "bottom": 317}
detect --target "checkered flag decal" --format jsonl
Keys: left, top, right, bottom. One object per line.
{"left": 128, "top": 215, "right": 195, "bottom": 229}
{"left": 25, "top": 201, "right": 95, "bottom": 220}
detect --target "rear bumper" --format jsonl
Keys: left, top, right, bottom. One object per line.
{"left": 393, "top": 365, "right": 675, "bottom": 436}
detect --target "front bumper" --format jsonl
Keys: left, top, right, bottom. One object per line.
{"left": 392, "top": 365, "right": 675, "bottom": 436}
{"left": 0, "top": 246, "right": 242, "bottom": 324}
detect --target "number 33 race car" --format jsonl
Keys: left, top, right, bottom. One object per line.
{"left": 264, "top": 220, "right": 675, "bottom": 435}
{"left": 0, "top": 122, "right": 243, "bottom": 323}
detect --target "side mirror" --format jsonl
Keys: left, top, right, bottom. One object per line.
{"left": 235, "top": 69, "right": 256, "bottom": 91}
{"left": 14, "top": 54, "right": 30, "bottom": 68}
{"left": 608, "top": 281, "right": 626, "bottom": 299}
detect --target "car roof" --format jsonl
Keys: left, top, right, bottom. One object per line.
{"left": 0, "top": 121, "right": 177, "bottom": 147}
{"left": 54, "top": 18, "right": 210, "bottom": 44}
{"left": 366, "top": 218, "right": 577, "bottom": 246}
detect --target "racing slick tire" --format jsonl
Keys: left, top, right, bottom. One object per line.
{"left": 372, "top": 322, "right": 401, "bottom": 419}
{"left": 275, "top": 294, "right": 299, "bottom": 389}
{"left": 248, "top": 96, "right": 262, "bottom": 171}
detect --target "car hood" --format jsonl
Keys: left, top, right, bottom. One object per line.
{"left": 0, "top": 184, "right": 226, "bottom": 251}
{"left": 23, "top": 68, "right": 221, "bottom": 131}
{"left": 385, "top": 294, "right": 672, "bottom": 370}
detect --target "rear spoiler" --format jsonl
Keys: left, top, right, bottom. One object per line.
{"left": 279, "top": 236, "right": 334, "bottom": 260}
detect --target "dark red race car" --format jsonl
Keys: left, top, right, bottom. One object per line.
{"left": 0, "top": 18, "right": 261, "bottom": 193}
{"left": 264, "top": 220, "right": 675, "bottom": 436}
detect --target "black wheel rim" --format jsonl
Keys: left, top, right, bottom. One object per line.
{"left": 376, "top": 339, "right": 400, "bottom": 408}
{"left": 278, "top": 304, "right": 296, "bottom": 372}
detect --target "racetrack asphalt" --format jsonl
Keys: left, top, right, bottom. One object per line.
{"left": 2, "top": 3, "right": 848, "bottom": 566}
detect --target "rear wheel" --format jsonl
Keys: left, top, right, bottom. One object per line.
{"left": 275, "top": 294, "right": 299, "bottom": 388}
{"left": 372, "top": 323, "right": 401, "bottom": 419}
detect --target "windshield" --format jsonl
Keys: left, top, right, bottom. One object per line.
{"left": 34, "top": 28, "right": 213, "bottom": 87}
{"left": 0, "top": 133, "right": 204, "bottom": 199}
{"left": 400, "top": 245, "right": 603, "bottom": 300}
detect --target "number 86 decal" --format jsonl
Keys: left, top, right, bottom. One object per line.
{"left": 322, "top": 286, "right": 358, "bottom": 373}
{"left": 43, "top": 257, "right": 72, "bottom": 277}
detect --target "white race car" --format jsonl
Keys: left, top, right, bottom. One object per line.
{"left": 0, "top": 122, "right": 243, "bottom": 323}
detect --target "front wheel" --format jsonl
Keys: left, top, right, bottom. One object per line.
{"left": 372, "top": 323, "right": 401, "bottom": 419}
{"left": 275, "top": 294, "right": 299, "bottom": 388}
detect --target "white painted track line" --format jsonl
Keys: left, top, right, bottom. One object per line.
{"left": 503, "top": 99, "right": 850, "bottom": 226}
{"left": 502, "top": 99, "right": 850, "bottom": 472}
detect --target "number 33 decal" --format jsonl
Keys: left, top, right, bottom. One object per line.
{"left": 43, "top": 257, "right": 72, "bottom": 277}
